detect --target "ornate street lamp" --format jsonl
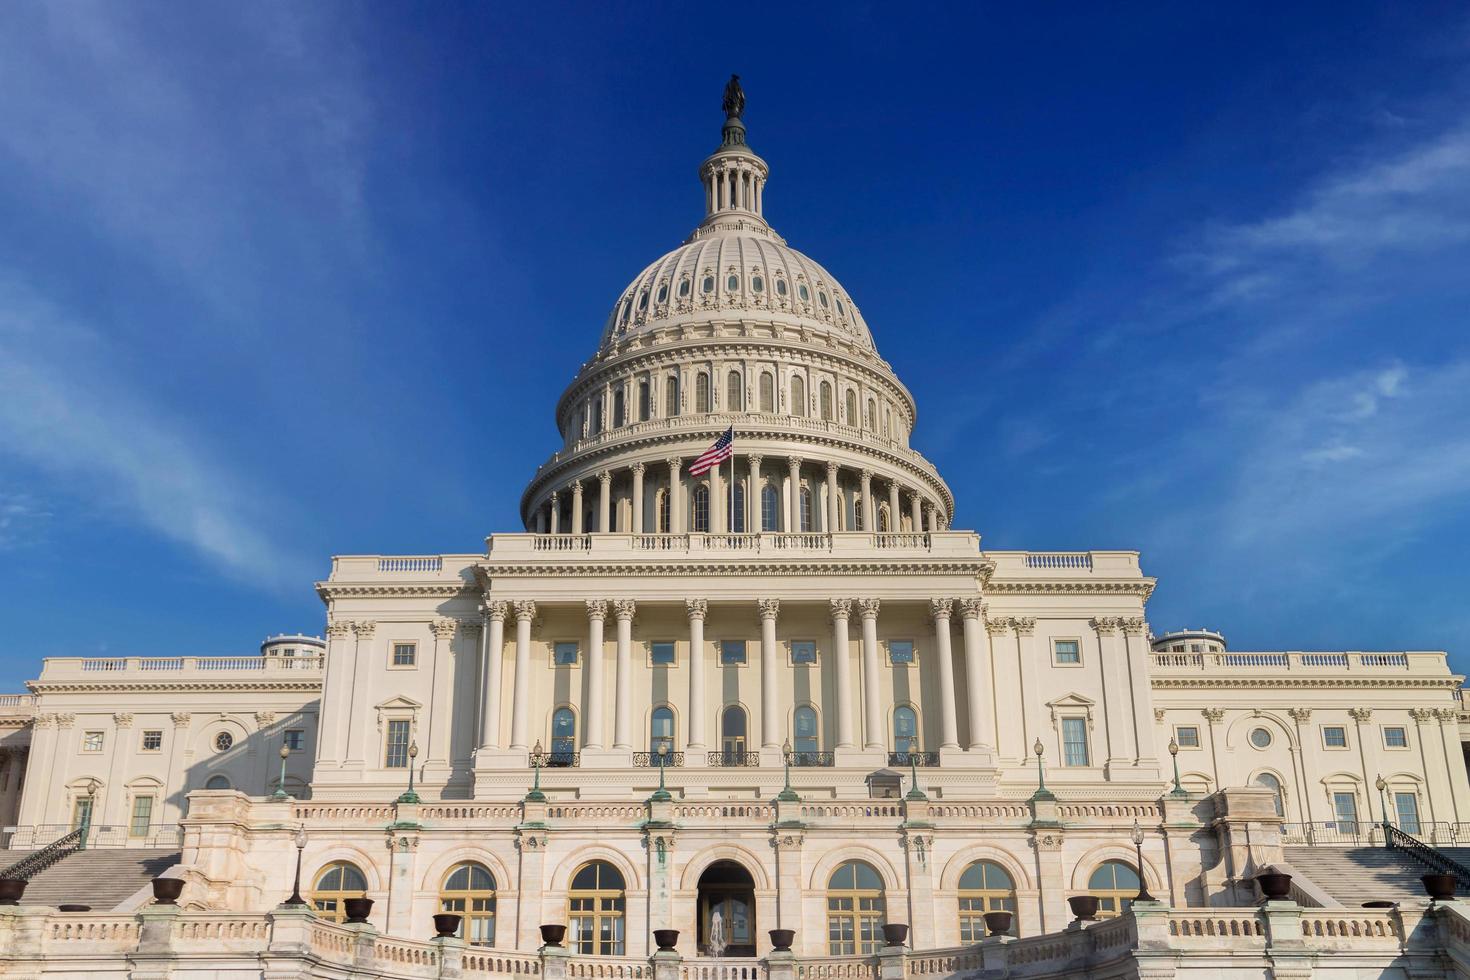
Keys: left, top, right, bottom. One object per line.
{"left": 1030, "top": 738, "right": 1053, "bottom": 801}
{"left": 79, "top": 777, "right": 100, "bottom": 849}
{"left": 1375, "top": 775, "right": 1389, "bottom": 830}
{"left": 905, "top": 735, "right": 926, "bottom": 801}
{"left": 397, "top": 741, "right": 420, "bottom": 804}
{"left": 777, "top": 738, "right": 799, "bottom": 803}
{"left": 649, "top": 742, "right": 672, "bottom": 802}
{"left": 1130, "top": 819, "right": 1155, "bottom": 902}
{"left": 283, "top": 826, "right": 308, "bottom": 906}
{"left": 272, "top": 743, "right": 292, "bottom": 801}
{"left": 1167, "top": 738, "right": 1187, "bottom": 797}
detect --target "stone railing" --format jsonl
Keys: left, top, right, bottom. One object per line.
{"left": 38, "top": 655, "right": 325, "bottom": 681}
{"left": 490, "top": 531, "right": 980, "bottom": 561}
{"left": 0, "top": 693, "right": 34, "bottom": 708}
{"left": 1149, "top": 650, "right": 1439, "bottom": 673}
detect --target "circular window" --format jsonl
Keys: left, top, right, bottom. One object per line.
{"left": 819, "top": 291, "right": 830, "bottom": 308}
{"left": 702, "top": 276, "right": 714, "bottom": 294}
{"left": 656, "top": 284, "right": 667, "bottom": 303}
{"left": 752, "top": 276, "right": 764, "bottom": 293}
{"left": 798, "top": 284, "right": 809, "bottom": 301}
{"left": 775, "top": 278, "right": 787, "bottom": 296}
{"left": 726, "top": 275, "right": 739, "bottom": 291}
{"left": 679, "top": 278, "right": 690, "bottom": 297}
{"left": 1249, "top": 728, "right": 1272, "bottom": 749}
{"left": 214, "top": 731, "right": 234, "bottom": 752}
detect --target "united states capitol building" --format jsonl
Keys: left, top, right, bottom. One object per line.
{"left": 4, "top": 81, "right": 1470, "bottom": 980}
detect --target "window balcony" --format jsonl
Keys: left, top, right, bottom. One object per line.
{"left": 785, "top": 750, "right": 835, "bottom": 767}
{"left": 707, "top": 750, "right": 761, "bottom": 767}
{"left": 887, "top": 751, "right": 938, "bottom": 767}
{"left": 633, "top": 751, "right": 685, "bottom": 768}
{"left": 530, "top": 750, "right": 580, "bottom": 769}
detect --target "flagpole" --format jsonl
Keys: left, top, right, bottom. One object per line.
{"left": 728, "top": 427, "right": 735, "bottom": 534}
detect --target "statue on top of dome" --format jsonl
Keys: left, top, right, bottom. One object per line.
{"left": 722, "top": 74, "right": 744, "bottom": 120}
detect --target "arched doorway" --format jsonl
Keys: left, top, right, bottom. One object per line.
{"left": 697, "top": 860, "right": 756, "bottom": 957}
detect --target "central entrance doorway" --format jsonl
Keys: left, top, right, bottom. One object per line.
{"left": 696, "top": 860, "right": 756, "bottom": 957}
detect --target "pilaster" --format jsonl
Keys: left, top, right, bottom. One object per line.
{"left": 384, "top": 826, "right": 420, "bottom": 937}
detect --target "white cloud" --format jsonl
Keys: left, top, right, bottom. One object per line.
{"left": 0, "top": 491, "right": 52, "bottom": 549}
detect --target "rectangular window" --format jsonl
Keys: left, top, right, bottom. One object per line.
{"left": 1053, "top": 639, "right": 1081, "bottom": 664}
{"left": 1383, "top": 726, "right": 1408, "bottom": 748}
{"left": 130, "top": 796, "right": 154, "bottom": 837}
{"left": 141, "top": 730, "right": 163, "bottom": 752}
{"left": 385, "top": 719, "right": 411, "bottom": 768}
{"left": 391, "top": 642, "right": 417, "bottom": 667}
{"left": 650, "top": 641, "right": 675, "bottom": 666}
{"left": 1061, "top": 718, "right": 1089, "bottom": 767}
{"left": 888, "top": 640, "right": 914, "bottom": 665}
{"left": 1322, "top": 726, "right": 1348, "bottom": 748}
{"left": 72, "top": 798, "right": 93, "bottom": 830}
{"left": 1174, "top": 725, "right": 1200, "bottom": 748}
{"left": 554, "top": 641, "right": 580, "bottom": 666}
{"left": 720, "top": 640, "right": 747, "bottom": 665}
{"left": 791, "top": 640, "right": 817, "bottom": 665}
{"left": 1332, "top": 791, "right": 1359, "bottom": 831}
{"left": 1395, "top": 792, "right": 1421, "bottom": 834}
{"left": 82, "top": 731, "right": 104, "bottom": 753}
{"left": 284, "top": 729, "right": 305, "bottom": 751}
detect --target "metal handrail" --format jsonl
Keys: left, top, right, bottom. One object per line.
{"left": 707, "top": 751, "right": 761, "bottom": 767}
{"left": 633, "top": 751, "right": 685, "bottom": 768}
{"left": 0, "top": 827, "right": 84, "bottom": 880}
{"left": 786, "top": 751, "right": 835, "bottom": 768}
{"left": 887, "top": 751, "right": 939, "bottom": 767}
{"left": 1385, "top": 824, "right": 1470, "bottom": 891}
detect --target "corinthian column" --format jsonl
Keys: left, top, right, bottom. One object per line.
{"left": 909, "top": 490, "right": 922, "bottom": 534}
{"left": 597, "top": 471, "right": 611, "bottom": 533}
{"left": 686, "top": 599, "right": 709, "bottom": 751}
{"left": 631, "top": 463, "right": 646, "bottom": 534}
{"left": 859, "top": 470, "right": 875, "bottom": 532}
{"left": 958, "top": 599, "right": 990, "bottom": 751}
{"left": 584, "top": 600, "right": 607, "bottom": 749}
{"left": 549, "top": 491, "right": 560, "bottom": 533}
{"left": 859, "top": 599, "right": 883, "bottom": 749}
{"left": 759, "top": 599, "right": 781, "bottom": 748}
{"left": 613, "top": 600, "right": 636, "bottom": 749}
{"left": 825, "top": 462, "right": 840, "bottom": 532}
{"left": 571, "top": 480, "right": 585, "bottom": 534}
{"left": 930, "top": 598, "right": 959, "bottom": 749}
{"left": 478, "top": 601, "right": 507, "bottom": 751}
{"left": 667, "top": 458, "right": 684, "bottom": 533}
{"left": 887, "top": 481, "right": 900, "bottom": 532}
{"left": 787, "top": 457, "right": 802, "bottom": 532}
{"left": 748, "top": 455, "right": 763, "bottom": 531}
{"left": 509, "top": 601, "right": 536, "bottom": 750}
{"left": 831, "top": 599, "right": 854, "bottom": 747}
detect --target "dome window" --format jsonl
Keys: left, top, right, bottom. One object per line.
{"left": 752, "top": 276, "right": 764, "bottom": 293}
{"left": 818, "top": 291, "right": 830, "bottom": 309}
{"left": 727, "top": 274, "right": 740, "bottom": 291}
{"left": 702, "top": 276, "right": 715, "bottom": 294}
{"left": 775, "top": 278, "right": 788, "bottom": 296}
{"left": 679, "top": 278, "right": 691, "bottom": 298}
{"left": 798, "top": 284, "right": 810, "bottom": 301}
{"left": 656, "top": 284, "right": 668, "bottom": 303}
{"left": 836, "top": 297, "right": 846, "bottom": 316}
{"left": 638, "top": 291, "right": 649, "bottom": 311}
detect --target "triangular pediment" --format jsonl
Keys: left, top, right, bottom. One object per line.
{"left": 1046, "top": 693, "right": 1095, "bottom": 710}
{"left": 375, "top": 695, "right": 423, "bottom": 712}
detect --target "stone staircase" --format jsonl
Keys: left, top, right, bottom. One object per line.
{"left": 1282, "top": 845, "right": 1433, "bottom": 906}
{"left": 2, "top": 849, "right": 179, "bottom": 910}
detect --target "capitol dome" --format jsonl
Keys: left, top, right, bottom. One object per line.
{"left": 521, "top": 78, "right": 953, "bottom": 537}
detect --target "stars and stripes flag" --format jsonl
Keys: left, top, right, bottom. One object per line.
{"left": 687, "top": 427, "right": 734, "bottom": 476}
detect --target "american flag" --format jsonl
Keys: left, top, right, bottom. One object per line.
{"left": 687, "top": 427, "right": 734, "bottom": 476}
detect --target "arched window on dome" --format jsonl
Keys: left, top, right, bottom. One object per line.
{"left": 731, "top": 480, "right": 746, "bottom": 533}
{"left": 845, "top": 389, "right": 858, "bottom": 426}
{"left": 958, "top": 862, "right": 1017, "bottom": 941}
{"left": 666, "top": 374, "right": 680, "bottom": 418}
{"left": 589, "top": 398, "right": 602, "bottom": 436}
{"left": 826, "top": 861, "right": 885, "bottom": 954}
{"left": 790, "top": 376, "right": 807, "bottom": 418}
{"left": 799, "top": 487, "right": 813, "bottom": 532}
{"left": 696, "top": 373, "right": 711, "bottom": 413}
{"left": 865, "top": 399, "right": 877, "bottom": 431}
{"left": 726, "top": 371, "right": 743, "bottom": 412}
{"left": 638, "top": 381, "right": 650, "bottom": 422}
{"left": 820, "top": 381, "right": 833, "bottom": 421}
{"left": 851, "top": 492, "right": 865, "bottom": 532}
{"left": 759, "top": 373, "right": 774, "bottom": 413}
{"left": 1088, "top": 861, "right": 1141, "bottom": 919}
{"left": 656, "top": 489, "right": 671, "bottom": 533}
{"left": 691, "top": 484, "right": 710, "bottom": 533}
{"left": 613, "top": 389, "right": 625, "bottom": 428}
{"left": 440, "top": 862, "right": 497, "bottom": 946}
{"left": 761, "top": 484, "right": 780, "bottom": 532}
{"left": 877, "top": 503, "right": 891, "bottom": 533}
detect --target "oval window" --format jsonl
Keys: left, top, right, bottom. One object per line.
{"left": 776, "top": 278, "right": 788, "bottom": 296}
{"left": 819, "top": 291, "right": 829, "bottom": 308}
{"left": 752, "top": 276, "right": 764, "bottom": 293}
{"left": 702, "top": 276, "right": 715, "bottom": 294}
{"left": 656, "top": 284, "right": 667, "bottom": 303}
{"left": 214, "top": 731, "right": 234, "bottom": 752}
{"left": 798, "top": 284, "right": 809, "bottom": 301}
{"left": 679, "top": 279, "right": 691, "bottom": 297}
{"left": 1249, "top": 728, "right": 1272, "bottom": 749}
{"left": 727, "top": 275, "right": 740, "bottom": 291}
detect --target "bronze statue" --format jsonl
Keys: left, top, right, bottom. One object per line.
{"left": 722, "top": 74, "right": 744, "bottom": 119}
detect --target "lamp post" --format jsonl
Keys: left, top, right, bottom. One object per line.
{"left": 79, "top": 777, "right": 99, "bottom": 849}
{"left": 905, "top": 735, "right": 926, "bottom": 801}
{"left": 1030, "top": 737, "right": 1053, "bottom": 801}
{"left": 1130, "top": 819, "right": 1155, "bottom": 903}
{"left": 1167, "top": 738, "right": 1187, "bottom": 797}
{"left": 649, "top": 742, "right": 673, "bottom": 803}
{"left": 777, "top": 738, "right": 799, "bottom": 803}
{"left": 1375, "top": 775, "right": 1389, "bottom": 832}
{"left": 283, "top": 826, "right": 308, "bottom": 906}
{"left": 273, "top": 743, "right": 292, "bottom": 801}
{"left": 397, "top": 741, "right": 420, "bottom": 804}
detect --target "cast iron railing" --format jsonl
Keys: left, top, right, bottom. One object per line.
{"left": 530, "top": 750, "right": 580, "bottom": 768}
{"left": 888, "top": 751, "right": 938, "bottom": 767}
{"left": 785, "top": 751, "right": 835, "bottom": 767}
{"left": 633, "top": 751, "right": 685, "bottom": 768}
{"left": 0, "top": 827, "right": 84, "bottom": 880}
{"left": 1385, "top": 824, "right": 1470, "bottom": 892}
{"left": 707, "top": 751, "right": 761, "bottom": 767}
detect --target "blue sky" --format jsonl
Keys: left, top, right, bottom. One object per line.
{"left": 2, "top": 2, "right": 1469, "bottom": 687}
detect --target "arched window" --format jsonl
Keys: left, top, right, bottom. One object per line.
{"left": 551, "top": 707, "right": 576, "bottom": 760}
{"left": 865, "top": 399, "right": 877, "bottom": 431}
{"left": 759, "top": 373, "right": 774, "bottom": 413}
{"left": 877, "top": 503, "right": 891, "bottom": 533}
{"left": 204, "top": 775, "right": 231, "bottom": 790}
{"left": 441, "top": 863, "right": 496, "bottom": 946}
{"left": 666, "top": 375, "right": 680, "bottom": 417}
{"left": 731, "top": 480, "right": 747, "bottom": 533}
{"left": 312, "top": 862, "right": 368, "bottom": 923}
{"left": 793, "top": 705, "right": 819, "bottom": 755}
{"left": 852, "top": 493, "right": 865, "bottom": 532}
{"left": 790, "top": 376, "right": 807, "bottom": 417}
{"left": 651, "top": 706, "right": 675, "bottom": 755}
{"left": 1088, "top": 861, "right": 1141, "bottom": 918}
{"left": 692, "top": 484, "right": 710, "bottom": 533}
{"left": 761, "top": 484, "right": 780, "bottom": 532}
{"left": 721, "top": 705, "right": 747, "bottom": 762}
{"left": 638, "top": 381, "right": 650, "bottom": 422}
{"left": 827, "top": 861, "right": 885, "bottom": 954}
{"left": 613, "top": 389, "right": 625, "bottom": 428}
{"left": 893, "top": 706, "right": 918, "bottom": 751}
{"left": 590, "top": 399, "right": 602, "bottom": 435}
{"left": 726, "top": 371, "right": 743, "bottom": 412}
{"left": 845, "top": 389, "right": 858, "bottom": 425}
{"left": 657, "top": 488, "right": 671, "bottom": 533}
{"left": 569, "top": 862, "right": 626, "bottom": 954}
{"left": 1254, "top": 773, "right": 1285, "bottom": 818}
{"left": 696, "top": 373, "right": 711, "bottom": 413}
{"left": 958, "top": 862, "right": 1017, "bottom": 940}
{"left": 820, "top": 381, "right": 833, "bottom": 421}
{"left": 799, "top": 487, "right": 813, "bottom": 532}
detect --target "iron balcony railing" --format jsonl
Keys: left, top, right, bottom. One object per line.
{"left": 1, "top": 823, "right": 183, "bottom": 850}
{"left": 707, "top": 751, "right": 761, "bottom": 767}
{"left": 786, "top": 751, "right": 835, "bottom": 767}
{"left": 1283, "top": 820, "right": 1470, "bottom": 847}
{"left": 633, "top": 751, "right": 685, "bottom": 768}
{"left": 888, "top": 751, "right": 939, "bottom": 767}
{"left": 530, "top": 750, "right": 580, "bottom": 769}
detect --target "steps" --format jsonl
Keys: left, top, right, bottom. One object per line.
{"left": 12, "top": 848, "right": 179, "bottom": 910}
{"left": 1282, "top": 846, "right": 1430, "bottom": 906}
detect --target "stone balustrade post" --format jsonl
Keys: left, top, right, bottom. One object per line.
{"left": 652, "top": 950, "right": 683, "bottom": 980}
{"left": 876, "top": 945, "right": 906, "bottom": 980}
{"left": 540, "top": 945, "right": 570, "bottom": 980}
{"left": 433, "top": 935, "right": 466, "bottom": 980}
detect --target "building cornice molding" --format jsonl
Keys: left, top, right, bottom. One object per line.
{"left": 29, "top": 681, "right": 325, "bottom": 695}
{"left": 477, "top": 560, "right": 992, "bottom": 578}
{"left": 1150, "top": 677, "right": 1460, "bottom": 691}
{"left": 317, "top": 584, "right": 474, "bottom": 601}
{"left": 984, "top": 580, "right": 1157, "bottom": 601}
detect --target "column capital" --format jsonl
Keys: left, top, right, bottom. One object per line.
{"left": 859, "top": 468, "right": 873, "bottom": 482}
{"left": 1348, "top": 707, "right": 1373, "bottom": 723}
{"left": 353, "top": 620, "right": 377, "bottom": 638}
{"left": 826, "top": 460, "right": 839, "bottom": 477}
{"left": 570, "top": 479, "right": 584, "bottom": 494}
{"left": 1435, "top": 707, "right": 1459, "bottom": 723}
{"left": 585, "top": 599, "right": 608, "bottom": 621}
{"left": 829, "top": 598, "right": 852, "bottom": 620}
{"left": 482, "top": 600, "right": 509, "bottom": 623}
{"left": 598, "top": 470, "right": 612, "bottom": 487}
{"left": 458, "top": 619, "right": 481, "bottom": 637}
{"left": 686, "top": 598, "right": 708, "bottom": 621}
{"left": 550, "top": 489, "right": 560, "bottom": 504}
{"left": 1409, "top": 707, "right": 1435, "bottom": 723}
{"left": 929, "top": 597, "right": 954, "bottom": 622}
{"left": 113, "top": 712, "right": 134, "bottom": 729}
{"left": 1013, "top": 617, "right": 1036, "bottom": 636}
{"left": 431, "top": 618, "right": 458, "bottom": 640}
{"left": 1120, "top": 616, "right": 1147, "bottom": 636}
{"left": 631, "top": 461, "right": 646, "bottom": 476}
{"left": 327, "top": 620, "right": 353, "bottom": 639}
{"left": 1201, "top": 707, "right": 1226, "bottom": 723}
{"left": 958, "top": 597, "right": 984, "bottom": 620}
{"left": 1288, "top": 707, "right": 1313, "bottom": 723}
{"left": 171, "top": 712, "right": 191, "bottom": 729}
{"left": 857, "top": 598, "right": 881, "bottom": 620}
{"left": 614, "top": 599, "right": 637, "bottom": 622}
{"left": 985, "top": 617, "right": 1011, "bottom": 637}
{"left": 666, "top": 456, "right": 683, "bottom": 473}
{"left": 1090, "top": 617, "right": 1122, "bottom": 635}
{"left": 786, "top": 455, "right": 802, "bottom": 470}
{"left": 757, "top": 598, "right": 780, "bottom": 621}
{"left": 748, "top": 453, "right": 762, "bottom": 469}
{"left": 513, "top": 600, "right": 537, "bottom": 623}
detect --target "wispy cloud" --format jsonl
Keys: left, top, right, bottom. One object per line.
{"left": 0, "top": 491, "right": 51, "bottom": 549}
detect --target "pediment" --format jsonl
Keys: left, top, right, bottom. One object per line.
{"left": 1046, "top": 693, "right": 1095, "bottom": 710}
{"left": 375, "top": 695, "right": 423, "bottom": 712}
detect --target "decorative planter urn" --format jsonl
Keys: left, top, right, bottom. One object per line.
{"left": 0, "top": 878, "right": 26, "bottom": 906}
{"left": 1423, "top": 874, "right": 1457, "bottom": 901}
{"left": 1255, "top": 872, "right": 1293, "bottom": 901}
{"left": 1067, "top": 895, "right": 1100, "bottom": 921}
{"left": 433, "top": 913, "right": 462, "bottom": 938}
{"left": 342, "top": 897, "right": 374, "bottom": 924}
{"left": 768, "top": 929, "right": 795, "bottom": 951}
{"left": 881, "top": 923, "right": 908, "bottom": 947}
{"left": 151, "top": 877, "right": 185, "bottom": 905}
{"left": 982, "top": 910, "right": 1014, "bottom": 937}
{"left": 540, "top": 923, "right": 567, "bottom": 947}
{"left": 653, "top": 929, "right": 679, "bottom": 952}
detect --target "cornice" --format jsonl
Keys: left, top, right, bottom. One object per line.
{"left": 1150, "top": 677, "right": 1461, "bottom": 691}
{"left": 29, "top": 681, "right": 325, "bottom": 695}
{"left": 984, "top": 580, "right": 1157, "bottom": 601}
{"left": 317, "top": 584, "right": 473, "bottom": 601}
{"left": 479, "top": 559, "right": 992, "bottom": 578}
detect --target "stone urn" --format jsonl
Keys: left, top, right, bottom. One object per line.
{"left": 768, "top": 928, "right": 795, "bottom": 951}
{"left": 433, "top": 913, "right": 462, "bottom": 938}
{"left": 1423, "top": 874, "right": 1457, "bottom": 901}
{"left": 653, "top": 929, "right": 679, "bottom": 952}
{"left": 1067, "top": 895, "right": 1100, "bottom": 921}
{"left": 1255, "top": 871, "right": 1293, "bottom": 901}
{"left": 881, "top": 923, "right": 908, "bottom": 947}
{"left": 342, "top": 897, "right": 374, "bottom": 924}
{"left": 151, "top": 877, "right": 185, "bottom": 905}
{"left": 540, "top": 923, "right": 567, "bottom": 947}
{"left": 982, "top": 910, "right": 1013, "bottom": 937}
{"left": 0, "top": 878, "right": 26, "bottom": 906}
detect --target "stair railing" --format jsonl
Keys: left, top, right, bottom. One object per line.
{"left": 0, "top": 826, "right": 85, "bottom": 881}
{"left": 1384, "top": 823, "right": 1470, "bottom": 892}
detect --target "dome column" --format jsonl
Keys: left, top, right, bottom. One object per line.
{"left": 923, "top": 500, "right": 935, "bottom": 533}
{"left": 825, "top": 462, "right": 839, "bottom": 532}
{"left": 887, "top": 481, "right": 901, "bottom": 533}
{"left": 748, "top": 455, "right": 763, "bottom": 531}
{"left": 786, "top": 456, "right": 802, "bottom": 532}
{"left": 598, "top": 471, "right": 612, "bottom": 533}
{"left": 909, "top": 489, "right": 922, "bottom": 533}
{"left": 571, "top": 480, "right": 585, "bottom": 534}
{"left": 860, "top": 470, "right": 875, "bottom": 532}
{"left": 550, "top": 492, "right": 560, "bottom": 533}
{"left": 631, "top": 463, "right": 645, "bottom": 534}
{"left": 667, "top": 457, "right": 684, "bottom": 533}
